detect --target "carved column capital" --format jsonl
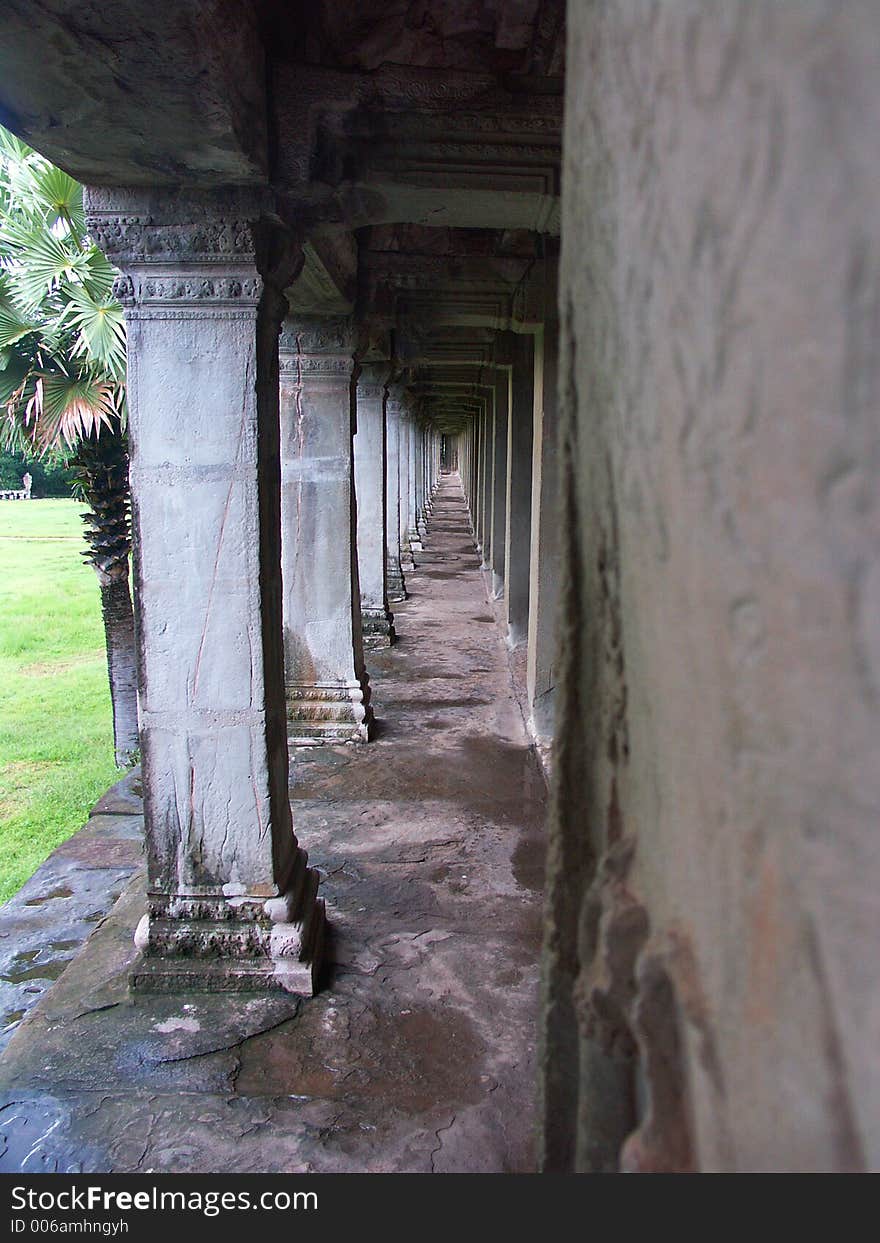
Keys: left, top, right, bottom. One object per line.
{"left": 279, "top": 315, "right": 357, "bottom": 382}
{"left": 84, "top": 186, "right": 301, "bottom": 317}
{"left": 386, "top": 382, "right": 411, "bottom": 415}
{"left": 356, "top": 360, "right": 393, "bottom": 399}
{"left": 395, "top": 392, "right": 422, "bottom": 425}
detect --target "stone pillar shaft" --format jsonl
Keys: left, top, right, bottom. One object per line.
{"left": 528, "top": 319, "right": 560, "bottom": 744}
{"left": 399, "top": 410, "right": 417, "bottom": 567}
{"left": 86, "top": 187, "right": 323, "bottom": 994}
{"left": 280, "top": 318, "right": 371, "bottom": 743}
{"left": 490, "top": 370, "right": 510, "bottom": 599}
{"left": 506, "top": 334, "right": 535, "bottom": 646}
{"left": 408, "top": 413, "right": 423, "bottom": 552}
{"left": 355, "top": 363, "right": 395, "bottom": 647}
{"left": 385, "top": 388, "right": 407, "bottom": 599}
{"left": 479, "top": 400, "right": 493, "bottom": 570}
{"left": 473, "top": 408, "right": 484, "bottom": 552}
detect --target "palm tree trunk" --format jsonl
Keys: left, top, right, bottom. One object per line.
{"left": 74, "top": 423, "right": 139, "bottom": 768}
{"left": 97, "top": 564, "right": 139, "bottom": 767}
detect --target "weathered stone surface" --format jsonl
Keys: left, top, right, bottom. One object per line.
{"left": 399, "top": 410, "right": 417, "bottom": 571}
{"left": 0, "top": 810, "right": 144, "bottom": 1055}
{"left": 490, "top": 368, "right": 510, "bottom": 599}
{"left": 0, "top": 3, "right": 563, "bottom": 233}
{"left": 385, "top": 386, "right": 409, "bottom": 602}
{"left": 0, "top": 480, "right": 544, "bottom": 1174}
{"left": 0, "top": 2, "right": 268, "bottom": 185}
{"left": 89, "top": 767, "right": 144, "bottom": 818}
{"left": 540, "top": 0, "right": 880, "bottom": 1173}
{"left": 504, "top": 334, "right": 534, "bottom": 647}
{"left": 99, "top": 190, "right": 323, "bottom": 991}
{"left": 354, "top": 363, "right": 396, "bottom": 649}
{"left": 1, "top": 0, "right": 875, "bottom": 1177}
{"left": 527, "top": 314, "right": 560, "bottom": 747}
{"left": 281, "top": 318, "right": 372, "bottom": 744}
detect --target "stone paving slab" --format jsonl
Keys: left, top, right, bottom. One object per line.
{"left": 0, "top": 481, "right": 547, "bottom": 1172}
{"left": 0, "top": 769, "right": 144, "bottom": 1053}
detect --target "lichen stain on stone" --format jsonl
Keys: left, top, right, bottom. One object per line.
{"left": 154, "top": 1016, "right": 201, "bottom": 1035}
{"left": 236, "top": 1000, "right": 487, "bottom": 1114}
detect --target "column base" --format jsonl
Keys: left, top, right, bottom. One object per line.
{"left": 386, "top": 559, "right": 408, "bottom": 602}
{"left": 130, "top": 853, "right": 326, "bottom": 996}
{"left": 408, "top": 527, "right": 424, "bottom": 552}
{"left": 287, "top": 679, "right": 372, "bottom": 744}
{"left": 361, "top": 604, "right": 396, "bottom": 649}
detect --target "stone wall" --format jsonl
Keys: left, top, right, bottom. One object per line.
{"left": 541, "top": 0, "right": 880, "bottom": 1172}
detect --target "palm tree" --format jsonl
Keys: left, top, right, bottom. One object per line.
{"left": 0, "top": 127, "right": 138, "bottom": 768}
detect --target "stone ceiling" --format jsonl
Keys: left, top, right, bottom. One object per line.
{"left": 266, "top": 0, "right": 562, "bottom": 74}
{"left": 0, "top": 0, "right": 564, "bottom": 430}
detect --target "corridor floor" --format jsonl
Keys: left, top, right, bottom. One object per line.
{"left": 0, "top": 475, "right": 547, "bottom": 1173}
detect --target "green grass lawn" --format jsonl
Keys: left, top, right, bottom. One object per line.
{"left": 0, "top": 499, "right": 120, "bottom": 904}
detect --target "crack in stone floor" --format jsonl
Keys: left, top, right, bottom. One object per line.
{"left": 0, "top": 475, "right": 547, "bottom": 1173}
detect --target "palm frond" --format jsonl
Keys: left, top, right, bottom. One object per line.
{"left": 62, "top": 285, "right": 127, "bottom": 381}
{"left": 0, "top": 124, "right": 127, "bottom": 455}
{"left": 0, "top": 126, "right": 33, "bottom": 165}
{"left": 28, "top": 370, "right": 116, "bottom": 449}
{"left": 0, "top": 299, "right": 40, "bottom": 348}
{"left": 0, "top": 221, "right": 90, "bottom": 308}
{"left": 81, "top": 246, "right": 118, "bottom": 301}
{"left": 0, "top": 351, "right": 31, "bottom": 407}
{"left": 28, "top": 163, "right": 85, "bottom": 237}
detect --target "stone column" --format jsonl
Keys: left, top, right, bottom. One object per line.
{"left": 473, "top": 413, "right": 482, "bottom": 535}
{"left": 505, "top": 334, "right": 535, "bottom": 646}
{"left": 465, "top": 415, "right": 476, "bottom": 532}
{"left": 472, "top": 406, "right": 484, "bottom": 554}
{"left": 414, "top": 419, "right": 427, "bottom": 540}
{"left": 480, "top": 409, "right": 490, "bottom": 544}
{"left": 399, "top": 408, "right": 417, "bottom": 567}
{"left": 477, "top": 392, "right": 492, "bottom": 576}
{"left": 422, "top": 430, "right": 432, "bottom": 517}
{"left": 385, "top": 385, "right": 407, "bottom": 600}
{"left": 86, "top": 187, "right": 324, "bottom": 994}
{"left": 279, "top": 318, "right": 372, "bottom": 743}
{"left": 421, "top": 423, "right": 432, "bottom": 526}
{"left": 490, "top": 367, "right": 510, "bottom": 599}
{"left": 527, "top": 318, "right": 560, "bottom": 744}
{"left": 407, "top": 410, "right": 423, "bottom": 553}
{"left": 472, "top": 407, "right": 481, "bottom": 552}
{"left": 354, "top": 362, "right": 395, "bottom": 647}
{"left": 479, "top": 397, "right": 493, "bottom": 571}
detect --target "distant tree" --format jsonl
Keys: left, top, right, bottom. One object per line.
{"left": 0, "top": 127, "right": 138, "bottom": 767}
{"left": 0, "top": 448, "right": 76, "bottom": 495}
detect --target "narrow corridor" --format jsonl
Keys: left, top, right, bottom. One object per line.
{"left": 284, "top": 472, "right": 547, "bottom": 1171}
{"left": 0, "top": 476, "right": 547, "bottom": 1173}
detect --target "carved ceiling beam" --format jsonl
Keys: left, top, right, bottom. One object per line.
{"left": 271, "top": 61, "right": 562, "bottom": 233}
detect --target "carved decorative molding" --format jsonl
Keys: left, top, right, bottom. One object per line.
{"left": 386, "top": 383, "right": 410, "bottom": 413}
{"left": 84, "top": 187, "right": 296, "bottom": 312}
{"left": 356, "top": 359, "right": 392, "bottom": 397}
{"left": 87, "top": 215, "right": 257, "bottom": 265}
{"left": 112, "top": 270, "right": 263, "bottom": 310}
{"left": 280, "top": 316, "right": 356, "bottom": 356}
{"left": 85, "top": 187, "right": 267, "bottom": 259}
{"left": 274, "top": 62, "right": 534, "bottom": 178}
{"left": 279, "top": 316, "right": 357, "bottom": 385}
{"left": 279, "top": 356, "right": 353, "bottom": 378}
